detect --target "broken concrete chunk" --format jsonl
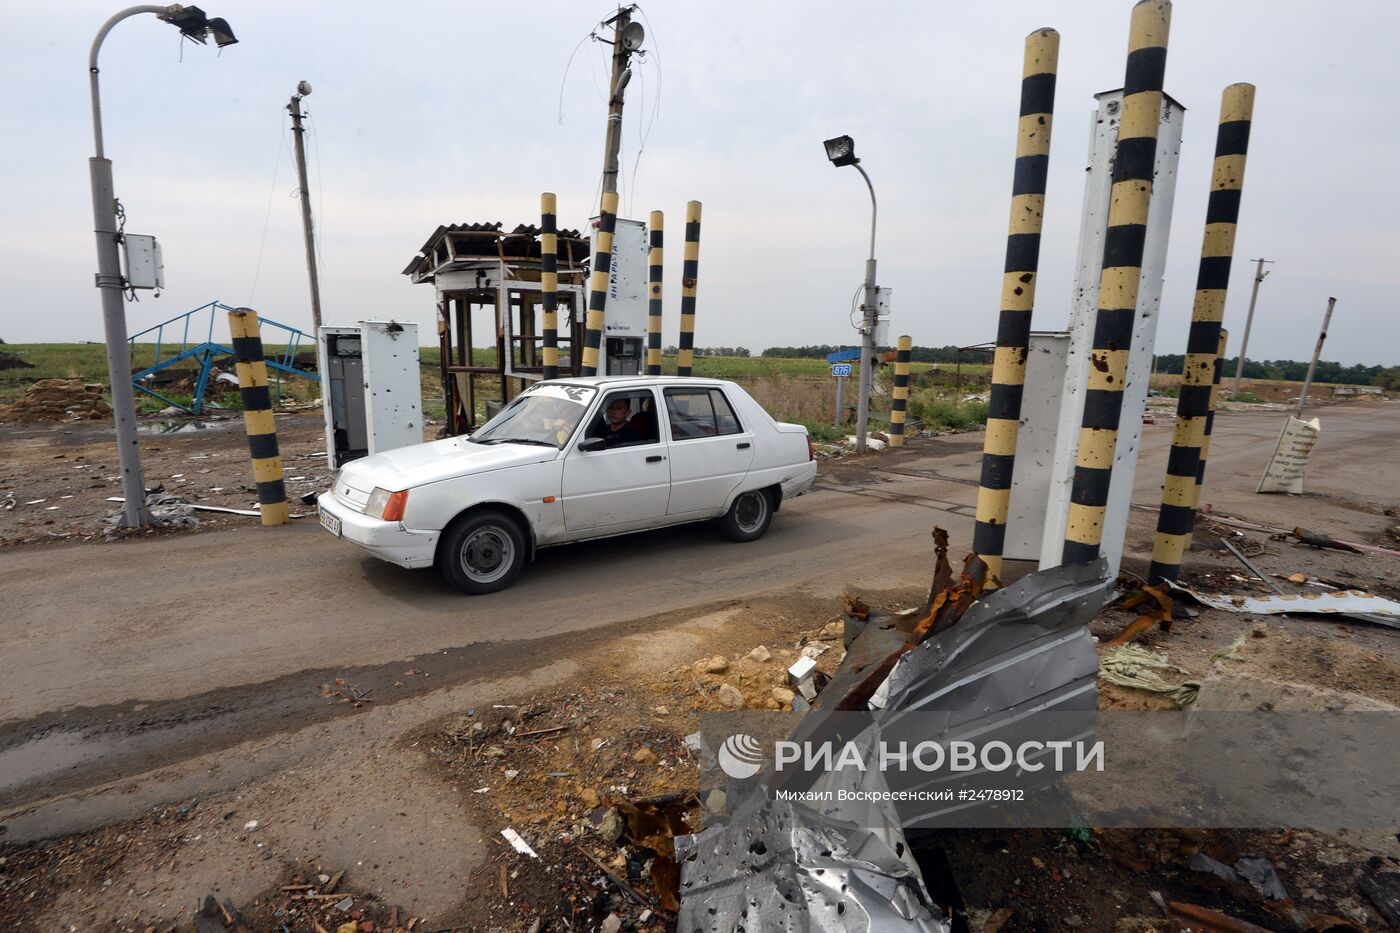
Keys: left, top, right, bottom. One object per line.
{"left": 716, "top": 683, "right": 744, "bottom": 709}
{"left": 746, "top": 645, "right": 773, "bottom": 663}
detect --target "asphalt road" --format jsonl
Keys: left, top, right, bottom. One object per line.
{"left": 2, "top": 401, "right": 1396, "bottom": 824}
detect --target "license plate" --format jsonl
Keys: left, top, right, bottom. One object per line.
{"left": 319, "top": 506, "right": 342, "bottom": 537}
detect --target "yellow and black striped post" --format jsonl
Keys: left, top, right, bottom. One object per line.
{"left": 582, "top": 190, "right": 619, "bottom": 377}
{"left": 676, "top": 200, "right": 702, "bottom": 377}
{"left": 1063, "top": 0, "right": 1172, "bottom": 566}
{"left": 540, "top": 192, "right": 560, "bottom": 381}
{"left": 647, "top": 210, "right": 664, "bottom": 376}
{"left": 228, "top": 308, "right": 289, "bottom": 526}
{"left": 889, "top": 335, "right": 912, "bottom": 447}
{"left": 1148, "top": 85, "right": 1254, "bottom": 584}
{"left": 1193, "top": 328, "right": 1228, "bottom": 511}
{"left": 972, "top": 26, "right": 1060, "bottom": 582}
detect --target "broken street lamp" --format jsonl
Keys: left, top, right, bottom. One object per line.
{"left": 157, "top": 5, "right": 238, "bottom": 47}
{"left": 823, "top": 134, "right": 859, "bottom": 167}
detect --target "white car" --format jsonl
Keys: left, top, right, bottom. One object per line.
{"left": 316, "top": 376, "right": 818, "bottom": 593}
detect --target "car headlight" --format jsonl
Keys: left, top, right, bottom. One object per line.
{"left": 366, "top": 487, "right": 408, "bottom": 521}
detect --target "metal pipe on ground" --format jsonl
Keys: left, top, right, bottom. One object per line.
{"left": 540, "top": 192, "right": 560, "bottom": 381}
{"left": 889, "top": 335, "right": 912, "bottom": 446}
{"left": 582, "top": 190, "right": 619, "bottom": 377}
{"left": 1148, "top": 83, "right": 1255, "bottom": 584}
{"left": 647, "top": 210, "right": 664, "bottom": 376}
{"left": 676, "top": 200, "right": 702, "bottom": 377}
{"left": 228, "top": 309, "right": 289, "bottom": 526}
{"left": 972, "top": 25, "right": 1060, "bottom": 583}
{"left": 1063, "top": 0, "right": 1173, "bottom": 566}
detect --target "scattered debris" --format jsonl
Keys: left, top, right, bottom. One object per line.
{"left": 1167, "top": 581, "right": 1400, "bottom": 631}
{"left": 1099, "top": 644, "right": 1200, "bottom": 708}
{"left": 1290, "top": 526, "right": 1364, "bottom": 554}
{"left": 500, "top": 827, "right": 538, "bottom": 858}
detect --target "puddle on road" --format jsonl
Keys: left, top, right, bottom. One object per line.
{"left": 0, "top": 730, "right": 121, "bottom": 796}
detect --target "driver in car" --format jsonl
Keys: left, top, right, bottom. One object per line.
{"left": 598, "top": 396, "right": 642, "bottom": 447}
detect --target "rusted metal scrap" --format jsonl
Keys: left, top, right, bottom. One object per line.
{"left": 1290, "top": 526, "right": 1364, "bottom": 554}
{"left": 835, "top": 539, "right": 990, "bottom": 712}
{"left": 1105, "top": 577, "right": 1175, "bottom": 647}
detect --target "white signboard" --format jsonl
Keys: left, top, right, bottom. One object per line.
{"left": 592, "top": 217, "right": 648, "bottom": 337}
{"left": 1257, "top": 416, "right": 1321, "bottom": 495}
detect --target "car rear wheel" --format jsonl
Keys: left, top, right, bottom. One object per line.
{"left": 720, "top": 488, "right": 773, "bottom": 542}
{"left": 437, "top": 510, "right": 526, "bottom": 594}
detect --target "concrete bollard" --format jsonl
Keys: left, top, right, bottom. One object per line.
{"left": 582, "top": 191, "right": 619, "bottom": 377}
{"left": 889, "top": 336, "right": 912, "bottom": 447}
{"left": 973, "top": 26, "right": 1060, "bottom": 582}
{"left": 228, "top": 308, "right": 288, "bottom": 526}
{"left": 647, "top": 210, "right": 664, "bottom": 376}
{"left": 676, "top": 201, "right": 702, "bottom": 377}
{"left": 1063, "top": 0, "right": 1173, "bottom": 566}
{"left": 540, "top": 192, "right": 560, "bottom": 381}
{"left": 1148, "top": 84, "right": 1255, "bottom": 583}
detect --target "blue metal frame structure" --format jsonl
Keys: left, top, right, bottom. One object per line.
{"left": 128, "top": 300, "right": 319, "bottom": 415}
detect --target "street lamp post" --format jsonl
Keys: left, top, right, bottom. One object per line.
{"left": 88, "top": 4, "right": 236, "bottom": 527}
{"left": 823, "top": 135, "right": 879, "bottom": 453}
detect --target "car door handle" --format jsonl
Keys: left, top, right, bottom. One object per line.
{"left": 736, "top": 442, "right": 751, "bottom": 449}
{"left": 646, "top": 455, "right": 666, "bottom": 463}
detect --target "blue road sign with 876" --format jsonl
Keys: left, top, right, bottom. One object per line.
{"left": 831, "top": 363, "right": 853, "bottom": 378}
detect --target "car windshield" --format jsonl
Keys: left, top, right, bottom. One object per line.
{"left": 469, "top": 384, "right": 597, "bottom": 449}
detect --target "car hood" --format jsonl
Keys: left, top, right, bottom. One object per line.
{"left": 338, "top": 437, "right": 558, "bottom": 491}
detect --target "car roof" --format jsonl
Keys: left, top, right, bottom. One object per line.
{"left": 537, "top": 375, "right": 731, "bottom": 390}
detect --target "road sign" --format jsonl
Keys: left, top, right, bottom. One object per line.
{"left": 831, "top": 363, "right": 853, "bottom": 378}
{"left": 826, "top": 349, "right": 862, "bottom": 363}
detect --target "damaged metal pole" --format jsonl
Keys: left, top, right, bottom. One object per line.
{"left": 889, "top": 335, "right": 912, "bottom": 447}
{"left": 540, "top": 192, "right": 560, "bottom": 381}
{"left": 228, "top": 308, "right": 289, "bottom": 526}
{"left": 646, "top": 210, "right": 664, "bottom": 376}
{"left": 676, "top": 200, "right": 702, "bottom": 377}
{"left": 1063, "top": 0, "right": 1172, "bottom": 565}
{"left": 973, "top": 26, "right": 1060, "bottom": 582}
{"left": 1296, "top": 296, "right": 1337, "bottom": 417}
{"left": 1148, "top": 83, "right": 1255, "bottom": 584}
{"left": 581, "top": 190, "right": 619, "bottom": 377}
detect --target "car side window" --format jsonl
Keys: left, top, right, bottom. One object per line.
{"left": 585, "top": 390, "right": 660, "bottom": 448}
{"left": 664, "top": 388, "right": 743, "bottom": 440}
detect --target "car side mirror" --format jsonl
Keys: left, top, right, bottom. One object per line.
{"left": 577, "top": 436, "right": 607, "bottom": 452}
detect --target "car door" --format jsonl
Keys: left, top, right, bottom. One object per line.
{"left": 561, "top": 387, "right": 671, "bottom": 533}
{"left": 662, "top": 386, "right": 755, "bottom": 515}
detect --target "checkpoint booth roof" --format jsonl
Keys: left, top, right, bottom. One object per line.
{"left": 403, "top": 222, "right": 593, "bottom": 436}
{"left": 404, "top": 218, "right": 652, "bottom": 436}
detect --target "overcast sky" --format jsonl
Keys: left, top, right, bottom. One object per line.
{"left": 1, "top": 1, "right": 1395, "bottom": 365}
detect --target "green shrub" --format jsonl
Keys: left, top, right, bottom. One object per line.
{"left": 909, "top": 392, "right": 988, "bottom": 431}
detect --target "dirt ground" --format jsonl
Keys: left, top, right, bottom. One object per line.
{"left": 0, "top": 413, "right": 340, "bottom": 547}
{"left": 3, "top": 401, "right": 1399, "bottom": 931}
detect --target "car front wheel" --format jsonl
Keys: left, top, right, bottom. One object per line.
{"left": 437, "top": 509, "right": 527, "bottom": 594}
{"left": 720, "top": 488, "right": 773, "bottom": 542}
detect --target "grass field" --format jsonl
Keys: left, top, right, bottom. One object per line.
{"left": 1, "top": 343, "right": 994, "bottom": 430}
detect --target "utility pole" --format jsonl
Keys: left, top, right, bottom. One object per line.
{"left": 1296, "top": 296, "right": 1336, "bottom": 417}
{"left": 1231, "top": 257, "right": 1272, "bottom": 396}
{"left": 600, "top": 6, "right": 638, "bottom": 197}
{"left": 288, "top": 82, "right": 322, "bottom": 332}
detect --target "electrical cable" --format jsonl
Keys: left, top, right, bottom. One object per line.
{"left": 247, "top": 120, "right": 288, "bottom": 305}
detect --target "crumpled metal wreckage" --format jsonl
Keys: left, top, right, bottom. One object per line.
{"left": 677, "top": 557, "right": 1113, "bottom": 931}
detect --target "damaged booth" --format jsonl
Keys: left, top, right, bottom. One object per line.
{"left": 402, "top": 222, "right": 592, "bottom": 435}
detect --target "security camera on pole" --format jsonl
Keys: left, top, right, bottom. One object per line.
{"left": 823, "top": 135, "right": 881, "bottom": 453}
